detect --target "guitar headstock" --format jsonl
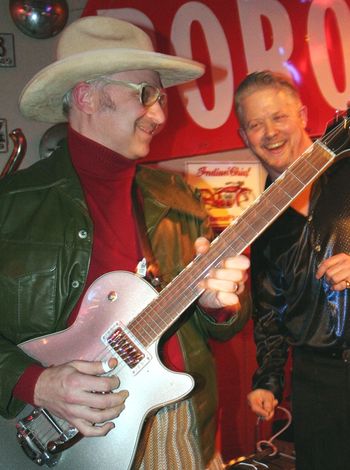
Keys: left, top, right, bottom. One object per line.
{"left": 322, "top": 106, "right": 350, "bottom": 154}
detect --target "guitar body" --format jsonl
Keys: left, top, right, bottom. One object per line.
{"left": 0, "top": 272, "right": 194, "bottom": 469}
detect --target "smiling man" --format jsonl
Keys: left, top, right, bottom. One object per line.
{"left": 235, "top": 70, "right": 350, "bottom": 470}
{"left": 69, "top": 70, "right": 167, "bottom": 160}
{"left": 235, "top": 71, "right": 312, "bottom": 180}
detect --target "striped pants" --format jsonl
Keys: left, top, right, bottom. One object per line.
{"left": 135, "top": 399, "right": 224, "bottom": 470}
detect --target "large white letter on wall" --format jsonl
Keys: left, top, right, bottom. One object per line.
{"left": 237, "top": 0, "right": 293, "bottom": 74}
{"left": 171, "top": 1, "right": 233, "bottom": 129}
{"left": 308, "top": 0, "right": 350, "bottom": 110}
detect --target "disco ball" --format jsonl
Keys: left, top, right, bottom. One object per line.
{"left": 9, "top": 0, "right": 69, "bottom": 39}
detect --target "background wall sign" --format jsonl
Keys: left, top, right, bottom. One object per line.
{"left": 0, "top": 119, "right": 8, "bottom": 153}
{"left": 83, "top": 0, "right": 350, "bottom": 162}
{"left": 186, "top": 161, "right": 262, "bottom": 229}
{"left": 0, "top": 33, "right": 15, "bottom": 67}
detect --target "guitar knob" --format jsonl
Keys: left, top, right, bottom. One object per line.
{"left": 107, "top": 291, "right": 118, "bottom": 302}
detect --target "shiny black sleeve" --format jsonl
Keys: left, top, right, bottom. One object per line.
{"left": 250, "top": 224, "right": 290, "bottom": 402}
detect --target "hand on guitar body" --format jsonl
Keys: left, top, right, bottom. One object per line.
{"left": 194, "top": 237, "right": 250, "bottom": 310}
{"left": 33, "top": 357, "right": 129, "bottom": 437}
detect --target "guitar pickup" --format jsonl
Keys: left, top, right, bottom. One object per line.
{"left": 101, "top": 322, "right": 151, "bottom": 374}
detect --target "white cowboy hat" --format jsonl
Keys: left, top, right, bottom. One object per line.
{"left": 19, "top": 16, "right": 205, "bottom": 123}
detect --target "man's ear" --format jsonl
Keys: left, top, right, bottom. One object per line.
{"left": 238, "top": 127, "right": 249, "bottom": 146}
{"left": 299, "top": 105, "right": 308, "bottom": 129}
{"left": 71, "top": 82, "right": 98, "bottom": 114}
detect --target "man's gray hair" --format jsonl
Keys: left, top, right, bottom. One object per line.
{"left": 62, "top": 89, "right": 73, "bottom": 118}
{"left": 61, "top": 76, "right": 115, "bottom": 118}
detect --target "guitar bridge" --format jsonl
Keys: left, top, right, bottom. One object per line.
{"left": 16, "top": 407, "right": 80, "bottom": 467}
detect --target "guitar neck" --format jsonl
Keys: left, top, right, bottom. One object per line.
{"left": 129, "top": 140, "right": 336, "bottom": 347}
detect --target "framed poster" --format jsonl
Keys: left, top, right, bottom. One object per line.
{"left": 186, "top": 161, "right": 263, "bottom": 229}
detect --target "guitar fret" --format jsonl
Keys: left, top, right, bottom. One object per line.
{"left": 131, "top": 327, "right": 152, "bottom": 344}
{"left": 220, "top": 235, "right": 247, "bottom": 254}
{"left": 238, "top": 218, "right": 258, "bottom": 235}
{"left": 131, "top": 301, "right": 177, "bottom": 344}
{"left": 282, "top": 172, "right": 305, "bottom": 195}
{"left": 265, "top": 185, "right": 292, "bottom": 210}
{"left": 136, "top": 308, "right": 157, "bottom": 338}
{"left": 308, "top": 144, "right": 334, "bottom": 168}
{"left": 293, "top": 159, "right": 322, "bottom": 186}
{"left": 230, "top": 225, "right": 255, "bottom": 245}
{"left": 224, "top": 219, "right": 259, "bottom": 248}
{"left": 243, "top": 214, "right": 270, "bottom": 234}
{"left": 254, "top": 198, "right": 280, "bottom": 222}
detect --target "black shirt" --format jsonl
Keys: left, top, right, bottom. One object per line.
{"left": 251, "top": 157, "right": 350, "bottom": 399}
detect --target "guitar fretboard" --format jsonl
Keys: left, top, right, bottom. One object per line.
{"left": 129, "top": 140, "right": 335, "bottom": 347}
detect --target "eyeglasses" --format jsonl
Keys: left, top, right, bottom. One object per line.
{"left": 97, "top": 77, "right": 167, "bottom": 109}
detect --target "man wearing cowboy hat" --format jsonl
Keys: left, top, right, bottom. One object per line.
{"left": 0, "top": 16, "right": 250, "bottom": 469}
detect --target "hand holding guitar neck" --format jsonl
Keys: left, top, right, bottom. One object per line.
{"left": 195, "top": 236, "right": 250, "bottom": 310}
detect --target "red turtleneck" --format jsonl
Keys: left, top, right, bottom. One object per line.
{"left": 67, "top": 127, "right": 142, "bottom": 325}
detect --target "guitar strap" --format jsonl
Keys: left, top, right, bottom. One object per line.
{"left": 132, "top": 182, "right": 162, "bottom": 291}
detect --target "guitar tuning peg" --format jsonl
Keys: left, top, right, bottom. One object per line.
{"left": 324, "top": 109, "right": 343, "bottom": 135}
{"left": 333, "top": 108, "right": 345, "bottom": 124}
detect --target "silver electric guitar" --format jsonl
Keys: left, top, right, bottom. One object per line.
{"left": 0, "top": 115, "right": 349, "bottom": 470}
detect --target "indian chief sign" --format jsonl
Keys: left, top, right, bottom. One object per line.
{"left": 186, "top": 162, "right": 263, "bottom": 229}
